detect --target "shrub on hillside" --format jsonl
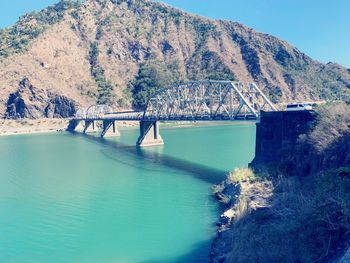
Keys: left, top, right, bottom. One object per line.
{"left": 308, "top": 102, "right": 350, "bottom": 152}
{"left": 281, "top": 102, "right": 350, "bottom": 175}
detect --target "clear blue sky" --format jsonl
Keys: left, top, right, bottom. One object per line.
{"left": 1, "top": 0, "right": 349, "bottom": 68}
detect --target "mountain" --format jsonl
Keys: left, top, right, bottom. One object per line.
{"left": 0, "top": 0, "right": 349, "bottom": 118}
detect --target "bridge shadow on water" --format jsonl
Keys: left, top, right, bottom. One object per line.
{"left": 138, "top": 239, "right": 213, "bottom": 263}
{"left": 67, "top": 132, "right": 222, "bottom": 262}
{"left": 68, "top": 132, "right": 227, "bottom": 185}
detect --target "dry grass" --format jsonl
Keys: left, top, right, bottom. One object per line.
{"left": 308, "top": 102, "right": 350, "bottom": 153}
{"left": 213, "top": 164, "right": 350, "bottom": 263}
{"left": 227, "top": 167, "right": 257, "bottom": 184}
{"left": 214, "top": 168, "right": 350, "bottom": 263}
{"left": 280, "top": 102, "right": 350, "bottom": 176}
{"left": 213, "top": 168, "right": 273, "bottom": 222}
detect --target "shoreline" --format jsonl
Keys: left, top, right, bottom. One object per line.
{"left": 0, "top": 129, "right": 64, "bottom": 137}
{"left": 0, "top": 118, "right": 141, "bottom": 137}
{"left": 0, "top": 118, "right": 256, "bottom": 137}
{"left": 0, "top": 119, "right": 70, "bottom": 137}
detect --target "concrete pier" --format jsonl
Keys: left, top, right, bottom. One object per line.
{"left": 67, "top": 119, "right": 85, "bottom": 132}
{"left": 75, "top": 120, "right": 85, "bottom": 133}
{"left": 84, "top": 120, "right": 98, "bottom": 133}
{"left": 137, "top": 121, "right": 164, "bottom": 147}
{"left": 101, "top": 120, "right": 120, "bottom": 137}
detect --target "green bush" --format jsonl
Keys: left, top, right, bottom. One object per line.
{"left": 96, "top": 80, "right": 115, "bottom": 105}
{"left": 190, "top": 18, "right": 217, "bottom": 48}
{"left": 268, "top": 85, "right": 283, "bottom": 103}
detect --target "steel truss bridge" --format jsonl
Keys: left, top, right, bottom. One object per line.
{"left": 71, "top": 81, "right": 277, "bottom": 146}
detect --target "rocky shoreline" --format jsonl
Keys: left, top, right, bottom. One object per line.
{"left": 209, "top": 168, "right": 273, "bottom": 262}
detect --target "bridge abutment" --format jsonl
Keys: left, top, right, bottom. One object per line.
{"left": 137, "top": 121, "right": 164, "bottom": 147}
{"left": 250, "top": 110, "right": 315, "bottom": 167}
{"left": 101, "top": 120, "right": 120, "bottom": 138}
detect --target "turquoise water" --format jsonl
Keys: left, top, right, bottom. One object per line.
{"left": 0, "top": 123, "right": 255, "bottom": 262}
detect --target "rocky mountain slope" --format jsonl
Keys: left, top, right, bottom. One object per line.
{"left": 0, "top": 0, "right": 350, "bottom": 118}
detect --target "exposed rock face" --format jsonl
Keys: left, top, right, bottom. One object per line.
{"left": 0, "top": 0, "right": 350, "bottom": 119}
{"left": 5, "top": 78, "right": 77, "bottom": 119}
{"left": 45, "top": 95, "right": 76, "bottom": 118}
{"left": 6, "top": 78, "right": 48, "bottom": 119}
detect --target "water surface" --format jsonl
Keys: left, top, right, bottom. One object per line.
{"left": 0, "top": 123, "right": 255, "bottom": 262}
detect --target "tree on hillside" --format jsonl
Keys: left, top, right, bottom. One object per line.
{"left": 88, "top": 42, "right": 115, "bottom": 105}
{"left": 129, "top": 60, "right": 183, "bottom": 110}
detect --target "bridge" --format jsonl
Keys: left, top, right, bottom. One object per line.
{"left": 70, "top": 80, "right": 277, "bottom": 146}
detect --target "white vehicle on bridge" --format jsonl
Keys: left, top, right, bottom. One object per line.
{"left": 286, "top": 103, "right": 313, "bottom": 111}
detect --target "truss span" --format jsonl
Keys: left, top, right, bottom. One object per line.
{"left": 73, "top": 81, "right": 277, "bottom": 121}
{"left": 142, "top": 81, "right": 277, "bottom": 121}
{"left": 85, "top": 105, "right": 113, "bottom": 119}
{"left": 75, "top": 108, "right": 87, "bottom": 119}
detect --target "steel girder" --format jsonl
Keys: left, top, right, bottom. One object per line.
{"left": 143, "top": 81, "right": 277, "bottom": 121}
{"left": 81, "top": 105, "right": 113, "bottom": 120}
{"left": 75, "top": 108, "right": 87, "bottom": 119}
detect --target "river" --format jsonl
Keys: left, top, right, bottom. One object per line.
{"left": 0, "top": 123, "right": 255, "bottom": 262}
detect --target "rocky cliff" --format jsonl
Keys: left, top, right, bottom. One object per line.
{"left": 0, "top": 0, "right": 350, "bottom": 118}
{"left": 5, "top": 78, "right": 76, "bottom": 119}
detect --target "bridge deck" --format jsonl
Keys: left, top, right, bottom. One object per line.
{"left": 73, "top": 111, "right": 259, "bottom": 122}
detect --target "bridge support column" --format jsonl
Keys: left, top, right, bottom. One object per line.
{"left": 137, "top": 121, "right": 164, "bottom": 147}
{"left": 83, "top": 120, "right": 98, "bottom": 133}
{"left": 101, "top": 120, "right": 120, "bottom": 138}
{"left": 75, "top": 120, "right": 85, "bottom": 132}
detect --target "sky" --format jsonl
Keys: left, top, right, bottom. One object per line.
{"left": 0, "top": 0, "right": 349, "bottom": 68}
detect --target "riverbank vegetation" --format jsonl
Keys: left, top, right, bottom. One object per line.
{"left": 212, "top": 102, "right": 350, "bottom": 263}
